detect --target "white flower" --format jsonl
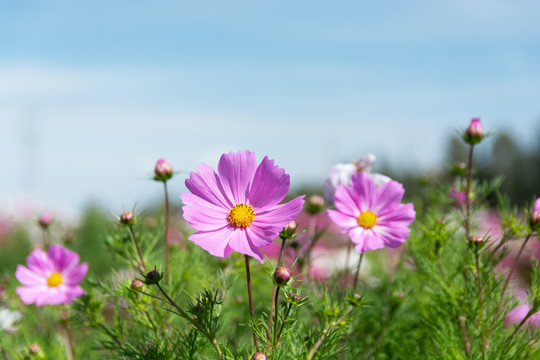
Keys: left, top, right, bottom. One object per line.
{"left": 323, "top": 153, "right": 391, "bottom": 203}
{"left": 0, "top": 307, "right": 22, "bottom": 332}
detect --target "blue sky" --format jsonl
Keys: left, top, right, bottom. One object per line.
{"left": 1, "top": 0, "right": 539, "bottom": 215}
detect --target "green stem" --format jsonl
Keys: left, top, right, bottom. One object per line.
{"left": 128, "top": 225, "right": 146, "bottom": 271}
{"left": 353, "top": 253, "right": 364, "bottom": 290}
{"left": 273, "top": 287, "right": 280, "bottom": 346}
{"left": 163, "top": 182, "right": 170, "bottom": 283}
{"left": 474, "top": 247, "right": 486, "bottom": 360}
{"left": 244, "top": 255, "right": 260, "bottom": 352}
{"left": 465, "top": 145, "right": 474, "bottom": 240}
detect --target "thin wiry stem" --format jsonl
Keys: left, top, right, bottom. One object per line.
{"left": 268, "top": 237, "right": 287, "bottom": 341}
{"left": 128, "top": 225, "right": 146, "bottom": 271}
{"left": 244, "top": 255, "right": 260, "bottom": 352}
{"left": 307, "top": 307, "right": 353, "bottom": 360}
{"left": 465, "top": 145, "right": 474, "bottom": 240}
{"left": 163, "top": 181, "right": 171, "bottom": 283}
{"left": 353, "top": 253, "right": 364, "bottom": 290}
{"left": 273, "top": 287, "right": 280, "bottom": 346}
{"left": 474, "top": 247, "right": 486, "bottom": 360}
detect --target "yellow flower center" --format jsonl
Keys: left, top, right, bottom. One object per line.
{"left": 358, "top": 211, "right": 377, "bottom": 228}
{"left": 228, "top": 203, "right": 255, "bottom": 228}
{"left": 47, "top": 272, "right": 62, "bottom": 287}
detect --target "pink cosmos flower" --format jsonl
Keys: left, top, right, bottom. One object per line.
{"left": 327, "top": 172, "right": 415, "bottom": 253}
{"left": 15, "top": 245, "right": 88, "bottom": 306}
{"left": 464, "top": 117, "right": 485, "bottom": 144}
{"left": 181, "top": 150, "right": 305, "bottom": 262}
{"left": 531, "top": 198, "right": 540, "bottom": 227}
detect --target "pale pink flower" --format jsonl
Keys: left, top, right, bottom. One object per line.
{"left": 327, "top": 172, "right": 415, "bottom": 253}
{"left": 15, "top": 245, "right": 88, "bottom": 306}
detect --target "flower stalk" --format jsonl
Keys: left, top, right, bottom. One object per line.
{"left": 245, "top": 255, "right": 260, "bottom": 352}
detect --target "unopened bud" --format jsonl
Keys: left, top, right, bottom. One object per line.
{"left": 131, "top": 279, "right": 144, "bottom": 290}
{"left": 274, "top": 266, "right": 292, "bottom": 286}
{"left": 279, "top": 221, "right": 298, "bottom": 240}
{"left": 154, "top": 159, "right": 173, "bottom": 182}
{"left": 450, "top": 161, "right": 467, "bottom": 177}
{"left": 120, "top": 211, "right": 135, "bottom": 226}
{"left": 468, "top": 235, "right": 485, "bottom": 249}
{"left": 29, "top": 343, "right": 41, "bottom": 354}
{"left": 287, "top": 292, "right": 303, "bottom": 306}
{"left": 144, "top": 269, "right": 163, "bottom": 285}
{"left": 464, "top": 118, "right": 485, "bottom": 145}
{"left": 38, "top": 212, "right": 53, "bottom": 229}
{"left": 306, "top": 195, "right": 325, "bottom": 214}
{"left": 252, "top": 352, "right": 268, "bottom": 360}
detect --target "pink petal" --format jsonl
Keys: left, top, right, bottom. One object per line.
{"left": 248, "top": 156, "right": 290, "bottom": 209}
{"left": 181, "top": 192, "right": 229, "bottom": 231}
{"left": 358, "top": 229, "right": 385, "bottom": 253}
{"left": 351, "top": 172, "right": 375, "bottom": 211}
{"left": 327, "top": 209, "right": 358, "bottom": 230}
{"left": 48, "top": 245, "right": 79, "bottom": 273}
{"left": 378, "top": 203, "right": 416, "bottom": 224}
{"left": 26, "top": 248, "right": 54, "bottom": 274}
{"left": 333, "top": 185, "right": 361, "bottom": 218}
{"left": 372, "top": 180, "right": 405, "bottom": 214}
{"left": 373, "top": 225, "right": 410, "bottom": 248}
{"left": 229, "top": 229, "right": 263, "bottom": 263}
{"left": 64, "top": 263, "right": 88, "bottom": 286}
{"left": 15, "top": 265, "right": 46, "bottom": 286}
{"left": 189, "top": 226, "right": 235, "bottom": 258}
{"left": 254, "top": 196, "right": 305, "bottom": 229}
{"left": 16, "top": 285, "right": 47, "bottom": 305}
{"left": 217, "top": 150, "right": 257, "bottom": 204}
{"left": 245, "top": 224, "right": 280, "bottom": 248}
{"left": 185, "top": 163, "right": 233, "bottom": 209}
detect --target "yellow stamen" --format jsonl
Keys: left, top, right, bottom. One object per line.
{"left": 228, "top": 203, "right": 255, "bottom": 228}
{"left": 358, "top": 211, "right": 377, "bottom": 228}
{"left": 47, "top": 272, "right": 62, "bottom": 287}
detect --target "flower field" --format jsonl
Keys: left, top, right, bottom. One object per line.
{"left": 1, "top": 119, "right": 540, "bottom": 359}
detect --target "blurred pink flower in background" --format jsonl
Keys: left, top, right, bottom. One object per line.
{"left": 450, "top": 187, "right": 466, "bottom": 208}
{"left": 323, "top": 153, "right": 390, "bottom": 204}
{"left": 505, "top": 303, "right": 540, "bottom": 328}
{"left": 181, "top": 150, "right": 304, "bottom": 263}
{"left": 328, "top": 172, "right": 415, "bottom": 253}
{"left": 15, "top": 244, "right": 88, "bottom": 306}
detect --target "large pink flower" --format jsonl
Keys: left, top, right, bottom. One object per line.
{"left": 327, "top": 172, "right": 415, "bottom": 253}
{"left": 15, "top": 244, "right": 88, "bottom": 306}
{"left": 181, "top": 150, "right": 305, "bottom": 262}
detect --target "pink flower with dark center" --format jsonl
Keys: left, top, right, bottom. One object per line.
{"left": 327, "top": 172, "right": 415, "bottom": 253}
{"left": 15, "top": 245, "right": 88, "bottom": 306}
{"left": 181, "top": 150, "right": 305, "bottom": 262}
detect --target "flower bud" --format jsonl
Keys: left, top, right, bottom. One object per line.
{"left": 468, "top": 235, "right": 485, "bottom": 249}
{"left": 29, "top": 343, "right": 41, "bottom": 354}
{"left": 154, "top": 158, "right": 173, "bottom": 182}
{"left": 38, "top": 212, "right": 53, "bottom": 229}
{"left": 347, "top": 293, "right": 363, "bottom": 307}
{"left": 274, "top": 266, "right": 292, "bottom": 286}
{"left": 279, "top": 221, "right": 297, "bottom": 240}
{"left": 287, "top": 292, "right": 303, "bottom": 306}
{"left": 450, "top": 161, "right": 467, "bottom": 177}
{"left": 119, "top": 211, "right": 135, "bottom": 226}
{"left": 131, "top": 279, "right": 144, "bottom": 290}
{"left": 464, "top": 118, "right": 484, "bottom": 145}
{"left": 530, "top": 198, "right": 540, "bottom": 231}
{"left": 306, "top": 195, "right": 325, "bottom": 214}
{"left": 144, "top": 269, "right": 163, "bottom": 285}
{"left": 252, "top": 352, "right": 268, "bottom": 360}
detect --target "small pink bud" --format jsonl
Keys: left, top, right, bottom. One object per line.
{"left": 306, "top": 194, "right": 325, "bottom": 214}
{"left": 38, "top": 212, "right": 53, "bottom": 228}
{"left": 464, "top": 118, "right": 485, "bottom": 145}
{"left": 120, "top": 211, "right": 135, "bottom": 226}
{"left": 29, "top": 343, "right": 41, "bottom": 354}
{"left": 252, "top": 352, "right": 268, "bottom": 360}
{"left": 154, "top": 158, "right": 173, "bottom": 182}
{"left": 274, "top": 266, "right": 292, "bottom": 286}
{"left": 131, "top": 279, "right": 144, "bottom": 290}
